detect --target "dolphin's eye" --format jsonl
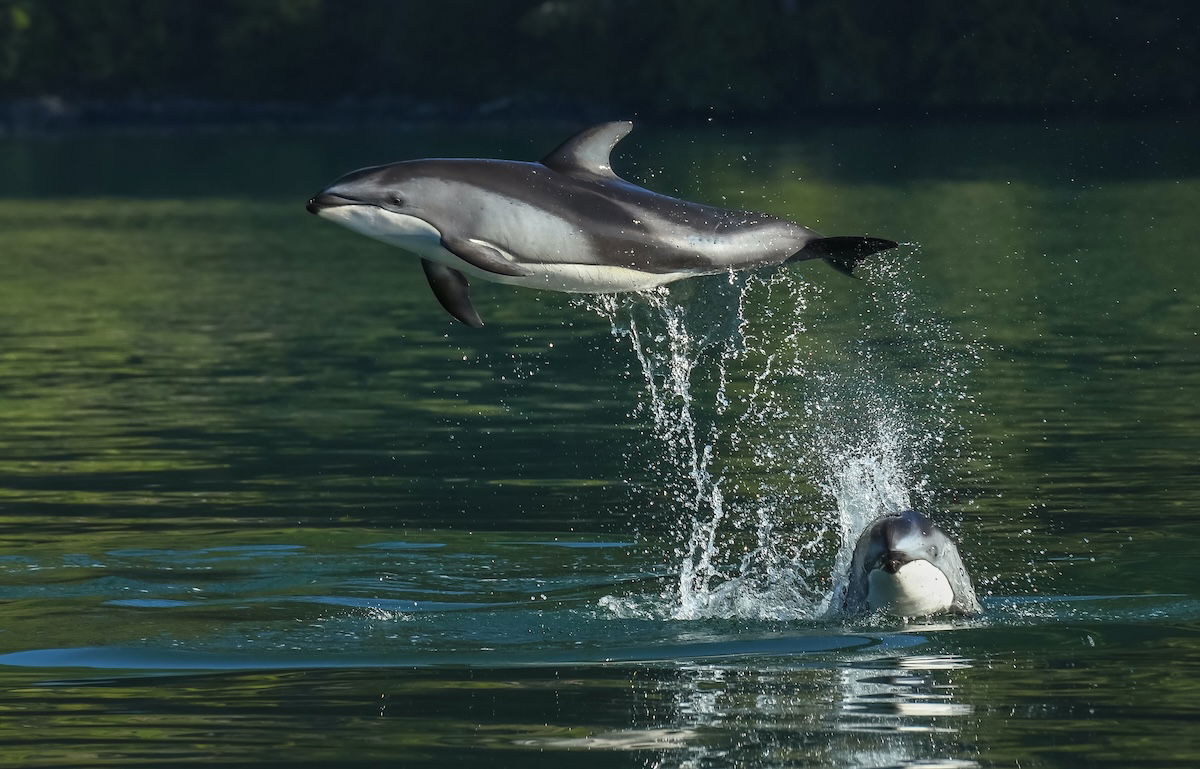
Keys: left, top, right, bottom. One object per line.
{"left": 928, "top": 546, "right": 939, "bottom": 557}
{"left": 389, "top": 193, "right": 404, "bottom": 207}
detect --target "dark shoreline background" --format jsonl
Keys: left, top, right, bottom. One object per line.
{"left": 3, "top": 95, "right": 1197, "bottom": 139}
{"left": 1, "top": 0, "right": 1195, "bottom": 136}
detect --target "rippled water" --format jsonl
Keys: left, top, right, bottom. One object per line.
{"left": 0, "top": 120, "right": 1197, "bottom": 766}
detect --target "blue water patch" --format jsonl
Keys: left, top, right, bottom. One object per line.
{"left": 500, "top": 541, "right": 635, "bottom": 549}
{"left": 284, "top": 595, "right": 510, "bottom": 612}
{"left": 0, "top": 630, "right": 922, "bottom": 671}
{"left": 106, "top": 544, "right": 306, "bottom": 559}
{"left": 358, "top": 542, "right": 447, "bottom": 551}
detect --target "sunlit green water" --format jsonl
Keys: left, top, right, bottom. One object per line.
{"left": 0, "top": 120, "right": 1198, "bottom": 767}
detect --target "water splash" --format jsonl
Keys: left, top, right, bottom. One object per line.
{"left": 816, "top": 427, "right": 916, "bottom": 616}
{"left": 583, "top": 256, "right": 979, "bottom": 621}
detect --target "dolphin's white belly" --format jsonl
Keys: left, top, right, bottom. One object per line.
{"left": 439, "top": 253, "right": 690, "bottom": 293}
{"left": 866, "top": 560, "right": 955, "bottom": 617}
{"left": 319, "top": 204, "right": 690, "bottom": 293}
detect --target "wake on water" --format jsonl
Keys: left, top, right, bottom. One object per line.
{"left": 577, "top": 257, "right": 983, "bottom": 621}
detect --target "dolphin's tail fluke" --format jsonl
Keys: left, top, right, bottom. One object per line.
{"left": 788, "top": 236, "right": 898, "bottom": 277}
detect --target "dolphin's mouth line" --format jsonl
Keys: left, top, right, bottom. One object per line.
{"left": 879, "top": 551, "right": 917, "bottom": 574}
{"left": 306, "top": 192, "right": 364, "bottom": 215}
{"left": 307, "top": 195, "right": 413, "bottom": 220}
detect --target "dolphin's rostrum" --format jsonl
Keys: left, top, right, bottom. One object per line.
{"left": 844, "top": 509, "right": 982, "bottom": 618}
{"left": 308, "top": 122, "right": 898, "bottom": 327}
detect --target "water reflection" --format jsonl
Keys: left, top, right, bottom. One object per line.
{"left": 520, "top": 652, "right": 978, "bottom": 768}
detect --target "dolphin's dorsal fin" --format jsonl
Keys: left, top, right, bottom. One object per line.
{"left": 540, "top": 121, "right": 633, "bottom": 179}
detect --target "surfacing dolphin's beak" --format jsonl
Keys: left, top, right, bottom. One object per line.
{"left": 882, "top": 551, "right": 910, "bottom": 574}
{"left": 306, "top": 191, "right": 357, "bottom": 215}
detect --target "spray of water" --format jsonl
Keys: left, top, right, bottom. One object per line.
{"left": 583, "top": 255, "right": 980, "bottom": 621}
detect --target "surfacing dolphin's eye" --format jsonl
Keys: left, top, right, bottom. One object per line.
{"left": 389, "top": 193, "right": 404, "bottom": 206}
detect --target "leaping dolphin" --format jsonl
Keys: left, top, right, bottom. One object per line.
{"left": 844, "top": 509, "right": 982, "bottom": 618}
{"left": 307, "top": 122, "right": 897, "bottom": 327}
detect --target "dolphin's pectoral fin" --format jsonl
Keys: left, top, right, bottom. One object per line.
{"left": 421, "top": 259, "right": 484, "bottom": 328}
{"left": 539, "top": 121, "right": 633, "bottom": 179}
{"left": 440, "top": 236, "right": 531, "bottom": 278}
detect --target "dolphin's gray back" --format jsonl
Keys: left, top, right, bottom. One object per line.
{"left": 935, "top": 534, "right": 982, "bottom": 615}
{"left": 400, "top": 158, "right": 815, "bottom": 274}
{"left": 844, "top": 520, "right": 883, "bottom": 614}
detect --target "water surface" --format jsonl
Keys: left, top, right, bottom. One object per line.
{"left": 0, "top": 120, "right": 1197, "bottom": 767}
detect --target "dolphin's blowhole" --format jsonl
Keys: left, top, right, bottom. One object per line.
{"left": 866, "top": 559, "right": 956, "bottom": 618}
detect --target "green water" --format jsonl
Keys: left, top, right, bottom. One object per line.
{"left": 0, "top": 120, "right": 1198, "bottom": 767}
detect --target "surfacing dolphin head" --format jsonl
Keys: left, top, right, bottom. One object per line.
{"left": 844, "top": 509, "right": 981, "bottom": 618}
